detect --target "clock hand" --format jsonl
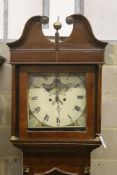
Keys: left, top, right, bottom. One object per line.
{"left": 52, "top": 99, "right": 63, "bottom": 105}
{"left": 55, "top": 74, "right": 61, "bottom": 121}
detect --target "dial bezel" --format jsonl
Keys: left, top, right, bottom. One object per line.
{"left": 28, "top": 73, "right": 86, "bottom": 130}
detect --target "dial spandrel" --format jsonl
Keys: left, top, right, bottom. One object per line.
{"left": 27, "top": 73, "right": 86, "bottom": 130}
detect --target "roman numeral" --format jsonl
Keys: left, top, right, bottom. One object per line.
{"left": 43, "top": 114, "right": 49, "bottom": 122}
{"left": 74, "top": 105, "right": 81, "bottom": 111}
{"left": 77, "top": 95, "right": 83, "bottom": 99}
{"left": 33, "top": 106, "right": 40, "bottom": 113}
{"left": 56, "top": 117, "right": 60, "bottom": 125}
{"left": 32, "top": 96, "right": 38, "bottom": 100}
{"left": 68, "top": 115, "right": 73, "bottom": 121}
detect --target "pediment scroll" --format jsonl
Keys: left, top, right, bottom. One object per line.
{"left": 59, "top": 14, "right": 107, "bottom": 49}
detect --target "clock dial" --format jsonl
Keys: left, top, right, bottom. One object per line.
{"left": 28, "top": 73, "right": 86, "bottom": 129}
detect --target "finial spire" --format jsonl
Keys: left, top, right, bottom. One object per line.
{"left": 53, "top": 16, "right": 62, "bottom": 31}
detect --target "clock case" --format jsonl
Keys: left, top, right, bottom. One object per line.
{"left": 8, "top": 15, "right": 107, "bottom": 175}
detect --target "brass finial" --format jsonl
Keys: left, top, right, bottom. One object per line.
{"left": 53, "top": 16, "right": 62, "bottom": 31}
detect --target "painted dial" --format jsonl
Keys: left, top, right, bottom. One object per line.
{"left": 28, "top": 73, "right": 86, "bottom": 127}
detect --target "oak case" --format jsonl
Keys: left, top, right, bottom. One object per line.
{"left": 8, "top": 14, "right": 107, "bottom": 175}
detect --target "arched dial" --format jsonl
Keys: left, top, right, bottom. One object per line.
{"left": 28, "top": 73, "right": 86, "bottom": 128}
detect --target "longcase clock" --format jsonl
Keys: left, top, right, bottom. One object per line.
{"left": 8, "top": 15, "right": 107, "bottom": 175}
